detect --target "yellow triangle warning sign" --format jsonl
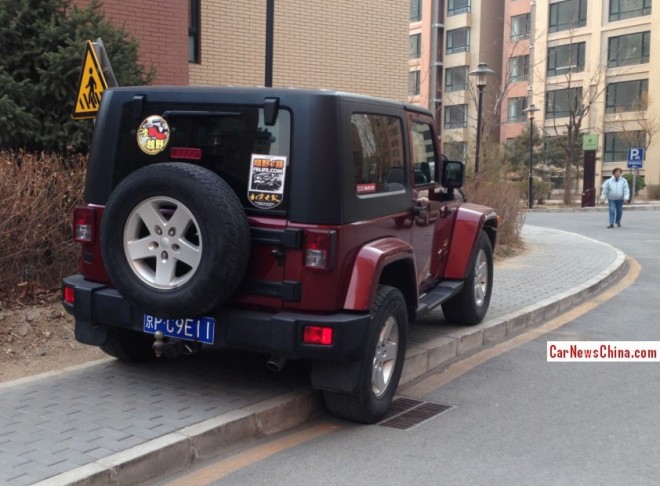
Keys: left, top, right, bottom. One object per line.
{"left": 72, "top": 41, "right": 108, "bottom": 120}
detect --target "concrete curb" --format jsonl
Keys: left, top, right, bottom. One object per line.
{"left": 530, "top": 202, "right": 660, "bottom": 213}
{"left": 35, "top": 390, "right": 323, "bottom": 486}
{"left": 37, "top": 234, "right": 628, "bottom": 486}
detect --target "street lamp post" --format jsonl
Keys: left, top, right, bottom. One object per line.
{"left": 265, "top": 0, "right": 274, "bottom": 87}
{"left": 469, "top": 62, "right": 495, "bottom": 175}
{"left": 523, "top": 104, "right": 540, "bottom": 209}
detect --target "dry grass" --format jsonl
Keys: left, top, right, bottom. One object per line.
{"left": 0, "top": 151, "right": 86, "bottom": 308}
{"left": 463, "top": 177, "right": 526, "bottom": 259}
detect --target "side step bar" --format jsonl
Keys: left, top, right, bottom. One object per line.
{"left": 415, "top": 281, "right": 463, "bottom": 320}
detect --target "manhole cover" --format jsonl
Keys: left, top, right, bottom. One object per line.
{"left": 379, "top": 397, "right": 453, "bottom": 430}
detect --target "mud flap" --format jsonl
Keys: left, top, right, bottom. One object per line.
{"left": 75, "top": 319, "right": 109, "bottom": 345}
{"left": 311, "top": 359, "right": 364, "bottom": 393}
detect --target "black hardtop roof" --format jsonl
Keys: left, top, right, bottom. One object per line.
{"left": 104, "top": 85, "right": 431, "bottom": 115}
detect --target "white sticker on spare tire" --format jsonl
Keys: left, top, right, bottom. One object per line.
{"left": 247, "top": 154, "right": 287, "bottom": 209}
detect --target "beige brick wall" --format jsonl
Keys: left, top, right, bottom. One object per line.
{"left": 189, "top": 1, "right": 408, "bottom": 101}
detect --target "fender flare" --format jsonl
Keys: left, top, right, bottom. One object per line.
{"left": 343, "top": 237, "right": 416, "bottom": 311}
{"left": 444, "top": 204, "right": 498, "bottom": 279}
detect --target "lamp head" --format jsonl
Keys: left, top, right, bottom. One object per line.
{"left": 523, "top": 103, "right": 540, "bottom": 121}
{"left": 469, "top": 62, "right": 495, "bottom": 88}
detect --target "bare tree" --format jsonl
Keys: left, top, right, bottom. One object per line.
{"left": 537, "top": 30, "right": 609, "bottom": 205}
{"left": 609, "top": 91, "right": 658, "bottom": 155}
{"left": 441, "top": 27, "right": 545, "bottom": 179}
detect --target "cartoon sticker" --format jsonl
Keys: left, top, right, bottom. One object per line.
{"left": 248, "top": 154, "right": 287, "bottom": 209}
{"left": 137, "top": 115, "right": 170, "bottom": 155}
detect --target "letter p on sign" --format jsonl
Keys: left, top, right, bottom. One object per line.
{"left": 627, "top": 148, "right": 644, "bottom": 169}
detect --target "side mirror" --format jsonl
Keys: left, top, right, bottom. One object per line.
{"left": 441, "top": 160, "right": 465, "bottom": 189}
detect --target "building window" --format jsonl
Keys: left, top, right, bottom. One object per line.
{"left": 606, "top": 79, "right": 648, "bottom": 113}
{"left": 409, "top": 34, "right": 421, "bottom": 59}
{"left": 509, "top": 55, "right": 529, "bottom": 82}
{"left": 609, "top": 0, "right": 651, "bottom": 21}
{"left": 410, "top": 0, "right": 422, "bottom": 22}
{"left": 445, "top": 66, "right": 469, "bottom": 92}
{"left": 511, "top": 13, "right": 530, "bottom": 41}
{"left": 549, "top": 0, "right": 587, "bottom": 33}
{"left": 508, "top": 97, "right": 528, "bottom": 123}
{"left": 608, "top": 31, "right": 651, "bottom": 68}
{"left": 189, "top": 0, "right": 200, "bottom": 63}
{"left": 409, "top": 70, "right": 421, "bottom": 96}
{"left": 448, "top": 0, "right": 471, "bottom": 16}
{"left": 547, "top": 42, "right": 586, "bottom": 77}
{"left": 443, "top": 141, "right": 467, "bottom": 160}
{"left": 604, "top": 131, "right": 646, "bottom": 162}
{"left": 447, "top": 28, "right": 470, "bottom": 54}
{"left": 444, "top": 104, "right": 468, "bottom": 129}
{"left": 545, "top": 87, "right": 582, "bottom": 118}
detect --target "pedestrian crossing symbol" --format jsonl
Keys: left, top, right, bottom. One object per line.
{"left": 72, "top": 41, "right": 108, "bottom": 120}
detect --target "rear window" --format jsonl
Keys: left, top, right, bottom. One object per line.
{"left": 113, "top": 104, "right": 291, "bottom": 213}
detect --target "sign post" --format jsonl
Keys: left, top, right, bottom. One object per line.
{"left": 627, "top": 147, "right": 644, "bottom": 204}
{"left": 581, "top": 134, "right": 598, "bottom": 207}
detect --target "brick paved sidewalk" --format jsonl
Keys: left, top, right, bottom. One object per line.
{"left": 0, "top": 225, "right": 625, "bottom": 485}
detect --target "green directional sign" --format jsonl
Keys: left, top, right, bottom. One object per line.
{"left": 582, "top": 134, "right": 598, "bottom": 151}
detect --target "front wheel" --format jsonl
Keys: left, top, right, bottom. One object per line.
{"left": 323, "top": 285, "right": 408, "bottom": 424}
{"left": 442, "top": 231, "right": 493, "bottom": 325}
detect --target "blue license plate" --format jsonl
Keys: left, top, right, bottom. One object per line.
{"left": 143, "top": 315, "right": 215, "bottom": 344}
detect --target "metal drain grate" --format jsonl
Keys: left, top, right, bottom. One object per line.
{"left": 378, "top": 398, "right": 453, "bottom": 430}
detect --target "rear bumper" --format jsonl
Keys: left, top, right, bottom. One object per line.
{"left": 62, "top": 274, "right": 371, "bottom": 361}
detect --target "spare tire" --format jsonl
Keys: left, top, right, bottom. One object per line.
{"left": 101, "top": 163, "right": 250, "bottom": 318}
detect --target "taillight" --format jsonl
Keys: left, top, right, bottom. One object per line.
{"left": 63, "top": 286, "right": 75, "bottom": 305}
{"left": 304, "top": 230, "right": 336, "bottom": 271}
{"left": 73, "top": 207, "right": 96, "bottom": 244}
{"left": 303, "top": 325, "right": 334, "bottom": 345}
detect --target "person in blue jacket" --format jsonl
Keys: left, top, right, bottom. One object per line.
{"left": 600, "top": 167, "right": 630, "bottom": 228}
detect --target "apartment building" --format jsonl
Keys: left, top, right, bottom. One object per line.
{"left": 409, "top": 0, "right": 505, "bottom": 162}
{"left": 73, "top": 0, "right": 408, "bottom": 101}
{"left": 502, "top": 0, "right": 658, "bottom": 188}
{"left": 409, "top": 0, "right": 658, "bottom": 191}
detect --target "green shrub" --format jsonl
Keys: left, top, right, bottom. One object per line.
{"left": 623, "top": 173, "right": 645, "bottom": 196}
{"left": 0, "top": 0, "right": 154, "bottom": 153}
{"left": 519, "top": 178, "right": 552, "bottom": 204}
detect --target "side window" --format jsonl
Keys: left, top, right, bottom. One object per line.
{"left": 352, "top": 113, "right": 405, "bottom": 195}
{"left": 410, "top": 122, "right": 436, "bottom": 185}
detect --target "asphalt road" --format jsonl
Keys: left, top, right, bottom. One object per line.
{"left": 164, "top": 209, "right": 660, "bottom": 485}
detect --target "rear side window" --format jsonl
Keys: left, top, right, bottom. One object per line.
{"left": 351, "top": 113, "right": 405, "bottom": 195}
{"left": 114, "top": 105, "right": 291, "bottom": 212}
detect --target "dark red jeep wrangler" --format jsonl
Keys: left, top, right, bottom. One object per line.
{"left": 63, "top": 87, "right": 497, "bottom": 423}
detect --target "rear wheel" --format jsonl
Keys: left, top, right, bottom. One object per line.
{"left": 442, "top": 231, "right": 493, "bottom": 325}
{"left": 100, "top": 328, "right": 155, "bottom": 362}
{"left": 323, "top": 285, "right": 408, "bottom": 424}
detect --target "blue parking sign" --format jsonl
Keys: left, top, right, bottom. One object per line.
{"left": 627, "top": 148, "right": 644, "bottom": 168}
